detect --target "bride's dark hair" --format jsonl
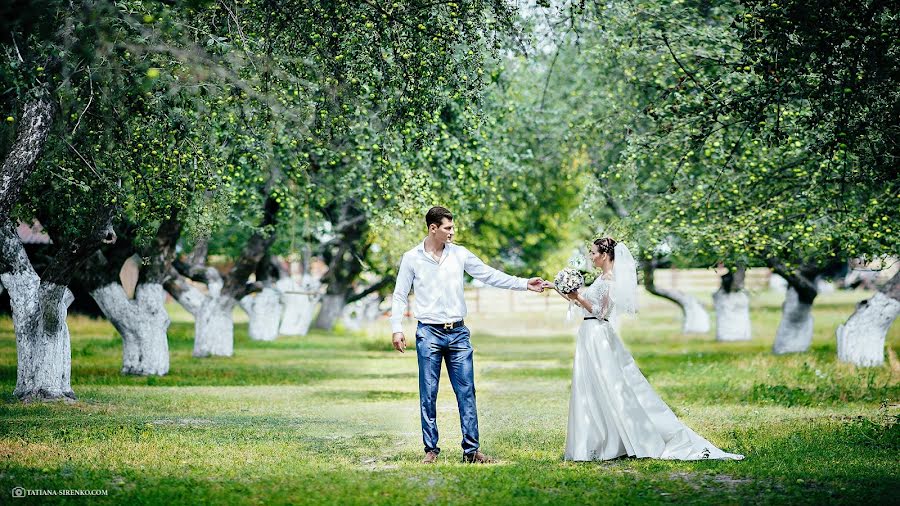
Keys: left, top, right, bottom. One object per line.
{"left": 594, "top": 237, "right": 617, "bottom": 260}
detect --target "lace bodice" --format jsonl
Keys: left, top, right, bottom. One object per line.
{"left": 581, "top": 278, "right": 614, "bottom": 320}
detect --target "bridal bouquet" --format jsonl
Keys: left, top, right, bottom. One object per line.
{"left": 554, "top": 267, "right": 584, "bottom": 294}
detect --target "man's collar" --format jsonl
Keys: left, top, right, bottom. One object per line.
{"left": 418, "top": 238, "right": 454, "bottom": 254}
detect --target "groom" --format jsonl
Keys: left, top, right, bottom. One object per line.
{"left": 390, "top": 206, "right": 546, "bottom": 464}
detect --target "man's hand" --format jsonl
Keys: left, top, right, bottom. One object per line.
{"left": 527, "top": 277, "right": 546, "bottom": 293}
{"left": 392, "top": 332, "right": 407, "bottom": 353}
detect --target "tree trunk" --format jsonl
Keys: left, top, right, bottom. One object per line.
{"left": 773, "top": 286, "right": 815, "bottom": 354}
{"left": 193, "top": 294, "right": 236, "bottom": 357}
{"left": 713, "top": 290, "right": 751, "bottom": 341}
{"left": 0, "top": 214, "right": 78, "bottom": 402}
{"left": 278, "top": 275, "right": 320, "bottom": 336}
{"left": 167, "top": 271, "right": 236, "bottom": 357}
{"left": 0, "top": 93, "right": 54, "bottom": 217}
{"left": 91, "top": 282, "right": 170, "bottom": 375}
{"left": 680, "top": 295, "right": 712, "bottom": 334}
{"left": 4, "top": 272, "right": 76, "bottom": 402}
{"left": 316, "top": 293, "right": 348, "bottom": 330}
{"left": 80, "top": 215, "right": 179, "bottom": 376}
{"left": 240, "top": 285, "right": 283, "bottom": 341}
{"left": 815, "top": 276, "right": 836, "bottom": 294}
{"left": 342, "top": 295, "right": 383, "bottom": 331}
{"left": 768, "top": 272, "right": 788, "bottom": 293}
{"left": 713, "top": 267, "right": 751, "bottom": 342}
{"left": 0, "top": 92, "right": 70, "bottom": 401}
{"left": 769, "top": 261, "right": 820, "bottom": 355}
{"left": 314, "top": 203, "right": 370, "bottom": 331}
{"left": 642, "top": 260, "right": 710, "bottom": 334}
{"left": 836, "top": 271, "right": 900, "bottom": 367}
{"left": 167, "top": 194, "right": 279, "bottom": 355}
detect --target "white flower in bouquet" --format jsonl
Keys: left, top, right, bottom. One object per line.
{"left": 554, "top": 267, "right": 584, "bottom": 294}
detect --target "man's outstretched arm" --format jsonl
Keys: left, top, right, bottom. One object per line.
{"left": 463, "top": 249, "right": 545, "bottom": 292}
{"left": 390, "top": 254, "right": 414, "bottom": 352}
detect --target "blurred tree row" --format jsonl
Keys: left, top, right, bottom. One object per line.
{"left": 0, "top": 0, "right": 578, "bottom": 401}
{"left": 535, "top": 0, "right": 897, "bottom": 365}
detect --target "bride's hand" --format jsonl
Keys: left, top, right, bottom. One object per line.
{"left": 563, "top": 290, "right": 579, "bottom": 301}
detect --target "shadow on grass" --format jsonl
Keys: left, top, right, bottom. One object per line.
{"left": 1, "top": 412, "right": 897, "bottom": 505}
{"left": 747, "top": 383, "right": 898, "bottom": 407}
{"left": 310, "top": 389, "right": 418, "bottom": 402}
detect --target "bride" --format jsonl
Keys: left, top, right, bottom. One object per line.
{"left": 557, "top": 237, "right": 744, "bottom": 461}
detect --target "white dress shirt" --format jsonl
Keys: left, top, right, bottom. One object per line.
{"left": 390, "top": 239, "right": 528, "bottom": 333}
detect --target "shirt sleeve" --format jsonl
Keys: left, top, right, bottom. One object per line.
{"left": 389, "top": 253, "right": 414, "bottom": 333}
{"left": 463, "top": 248, "right": 528, "bottom": 291}
{"left": 584, "top": 281, "right": 611, "bottom": 318}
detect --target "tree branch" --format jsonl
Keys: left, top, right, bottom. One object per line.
{"left": 0, "top": 91, "right": 54, "bottom": 219}
{"left": 766, "top": 257, "right": 818, "bottom": 302}
{"left": 346, "top": 275, "right": 393, "bottom": 304}
{"left": 173, "top": 258, "right": 213, "bottom": 284}
{"left": 163, "top": 268, "right": 205, "bottom": 315}
{"left": 661, "top": 34, "right": 726, "bottom": 111}
{"left": 223, "top": 193, "right": 279, "bottom": 297}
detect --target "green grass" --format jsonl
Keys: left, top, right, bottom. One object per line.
{"left": 1, "top": 289, "right": 898, "bottom": 505}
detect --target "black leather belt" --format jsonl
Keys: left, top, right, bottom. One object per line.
{"left": 420, "top": 320, "right": 465, "bottom": 330}
{"left": 584, "top": 317, "right": 608, "bottom": 322}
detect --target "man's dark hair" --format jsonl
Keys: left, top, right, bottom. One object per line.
{"left": 426, "top": 206, "right": 453, "bottom": 228}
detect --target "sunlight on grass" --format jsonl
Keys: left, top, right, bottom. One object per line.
{"left": 0, "top": 289, "right": 897, "bottom": 504}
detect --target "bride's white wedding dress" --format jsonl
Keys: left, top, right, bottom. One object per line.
{"left": 564, "top": 276, "right": 744, "bottom": 461}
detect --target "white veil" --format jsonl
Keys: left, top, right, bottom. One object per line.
{"left": 612, "top": 243, "right": 638, "bottom": 317}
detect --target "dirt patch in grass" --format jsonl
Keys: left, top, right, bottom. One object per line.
{"left": 669, "top": 471, "right": 754, "bottom": 491}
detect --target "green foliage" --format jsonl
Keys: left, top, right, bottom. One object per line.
{"left": 1, "top": 1, "right": 261, "bottom": 251}
{"left": 737, "top": 0, "right": 899, "bottom": 183}
{"left": 186, "top": 1, "right": 530, "bottom": 267}
{"left": 570, "top": 0, "right": 900, "bottom": 268}
{"left": 460, "top": 57, "right": 587, "bottom": 276}
{"left": 2, "top": 1, "right": 528, "bottom": 264}
{"left": 234, "top": 0, "right": 520, "bottom": 219}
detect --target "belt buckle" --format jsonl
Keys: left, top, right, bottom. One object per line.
{"left": 443, "top": 322, "right": 453, "bottom": 330}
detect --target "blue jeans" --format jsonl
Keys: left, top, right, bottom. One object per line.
{"left": 415, "top": 322, "right": 479, "bottom": 455}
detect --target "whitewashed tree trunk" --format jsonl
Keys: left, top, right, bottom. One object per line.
{"left": 815, "top": 277, "right": 835, "bottom": 294}
{"left": 773, "top": 286, "right": 814, "bottom": 354}
{"left": 836, "top": 277, "right": 900, "bottom": 367}
{"left": 681, "top": 295, "right": 711, "bottom": 334}
{"left": 713, "top": 289, "right": 751, "bottom": 341}
{"left": 240, "top": 285, "right": 282, "bottom": 341}
{"left": 91, "top": 282, "right": 170, "bottom": 375}
{"left": 278, "top": 276, "right": 320, "bottom": 336}
{"left": 316, "top": 294, "right": 347, "bottom": 330}
{"left": 4, "top": 273, "right": 76, "bottom": 402}
{"left": 342, "top": 295, "right": 383, "bottom": 331}
{"left": 193, "top": 294, "right": 235, "bottom": 357}
{"left": 769, "top": 273, "right": 788, "bottom": 293}
{"left": 0, "top": 93, "right": 54, "bottom": 217}
{"left": 170, "top": 275, "right": 236, "bottom": 357}
{"left": 641, "top": 261, "right": 710, "bottom": 334}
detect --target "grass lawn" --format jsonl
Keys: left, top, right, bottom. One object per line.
{"left": 1, "top": 289, "right": 898, "bottom": 504}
